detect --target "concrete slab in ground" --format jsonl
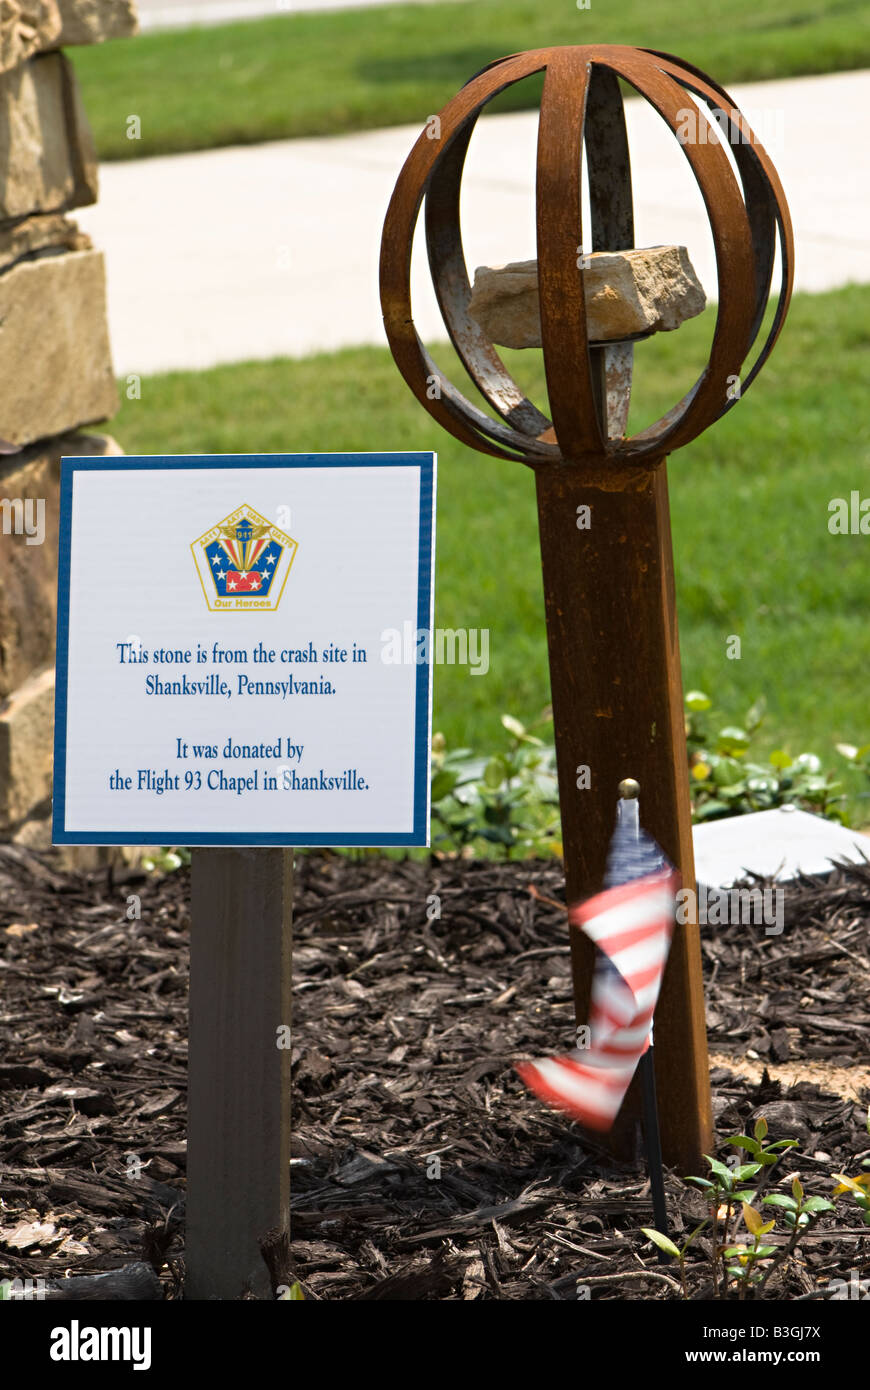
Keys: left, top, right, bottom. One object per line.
{"left": 692, "top": 807, "right": 870, "bottom": 889}
{"left": 77, "top": 68, "right": 870, "bottom": 375}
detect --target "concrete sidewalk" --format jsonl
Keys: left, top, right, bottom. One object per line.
{"left": 76, "top": 68, "right": 870, "bottom": 377}
{"left": 136, "top": 0, "right": 455, "bottom": 28}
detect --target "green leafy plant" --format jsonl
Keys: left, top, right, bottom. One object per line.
{"left": 762, "top": 1175, "right": 836, "bottom": 1231}
{"left": 430, "top": 690, "right": 853, "bottom": 862}
{"left": 141, "top": 848, "right": 191, "bottom": 874}
{"left": 277, "top": 1281, "right": 305, "bottom": 1300}
{"left": 641, "top": 1118, "right": 835, "bottom": 1298}
{"left": 753, "top": 1176, "right": 835, "bottom": 1293}
{"left": 683, "top": 1124, "right": 770, "bottom": 1299}
{"left": 835, "top": 741, "right": 870, "bottom": 816}
{"left": 724, "top": 1114, "right": 799, "bottom": 1170}
{"left": 640, "top": 1223, "right": 708, "bottom": 1300}
{"left": 832, "top": 1114, "right": 870, "bottom": 1225}
{"left": 831, "top": 1172, "right": 870, "bottom": 1224}
{"left": 685, "top": 691, "right": 846, "bottom": 822}
{"left": 430, "top": 711, "right": 560, "bottom": 859}
{"left": 836, "top": 741, "right": 870, "bottom": 774}
{"left": 723, "top": 1201, "right": 778, "bottom": 1296}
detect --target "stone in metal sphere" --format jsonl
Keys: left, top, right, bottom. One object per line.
{"left": 380, "top": 45, "right": 794, "bottom": 469}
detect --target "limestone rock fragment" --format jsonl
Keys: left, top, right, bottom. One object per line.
{"left": 0, "top": 664, "right": 55, "bottom": 830}
{"left": 54, "top": 0, "right": 138, "bottom": 47}
{"left": 0, "top": 53, "right": 98, "bottom": 219}
{"left": 468, "top": 246, "right": 706, "bottom": 348}
{"left": 0, "top": 212, "right": 90, "bottom": 271}
{"left": 0, "top": 2, "right": 62, "bottom": 75}
{"left": 0, "top": 248, "right": 118, "bottom": 448}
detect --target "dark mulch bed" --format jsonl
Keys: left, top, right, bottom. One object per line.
{"left": 1, "top": 844, "right": 868, "bottom": 1299}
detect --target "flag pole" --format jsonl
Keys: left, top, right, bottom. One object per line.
{"left": 639, "top": 1033, "right": 670, "bottom": 1247}
{"left": 617, "top": 779, "right": 671, "bottom": 1251}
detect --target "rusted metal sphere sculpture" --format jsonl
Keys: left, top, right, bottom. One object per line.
{"left": 379, "top": 45, "right": 794, "bottom": 469}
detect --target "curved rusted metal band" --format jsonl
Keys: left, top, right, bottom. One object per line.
{"left": 536, "top": 49, "right": 603, "bottom": 459}
{"left": 605, "top": 53, "right": 756, "bottom": 459}
{"left": 424, "top": 100, "right": 555, "bottom": 453}
{"left": 431, "top": 42, "right": 572, "bottom": 458}
{"left": 649, "top": 47, "right": 794, "bottom": 265}
{"left": 646, "top": 50, "right": 794, "bottom": 419}
{"left": 380, "top": 50, "right": 552, "bottom": 462}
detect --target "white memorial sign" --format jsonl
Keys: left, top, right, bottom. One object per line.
{"left": 52, "top": 453, "right": 435, "bottom": 846}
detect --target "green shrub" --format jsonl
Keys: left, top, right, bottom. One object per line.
{"left": 429, "top": 691, "right": 850, "bottom": 860}
{"left": 430, "top": 712, "right": 561, "bottom": 859}
{"left": 684, "top": 691, "right": 846, "bottom": 823}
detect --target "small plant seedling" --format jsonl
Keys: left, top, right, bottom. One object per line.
{"left": 641, "top": 1118, "right": 834, "bottom": 1298}
{"left": 831, "top": 1172, "right": 870, "bottom": 1225}
{"left": 723, "top": 1201, "right": 778, "bottom": 1297}
{"left": 640, "top": 1223, "right": 708, "bottom": 1300}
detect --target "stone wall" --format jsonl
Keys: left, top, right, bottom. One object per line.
{"left": 0, "top": 0, "right": 138, "bottom": 851}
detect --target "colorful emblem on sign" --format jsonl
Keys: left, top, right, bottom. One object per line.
{"left": 191, "top": 504, "right": 297, "bottom": 612}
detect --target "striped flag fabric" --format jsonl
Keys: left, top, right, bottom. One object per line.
{"left": 516, "top": 797, "right": 678, "bottom": 1131}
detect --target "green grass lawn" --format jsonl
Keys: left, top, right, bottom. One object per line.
{"left": 109, "top": 282, "right": 870, "bottom": 814}
{"left": 74, "top": 0, "right": 870, "bottom": 160}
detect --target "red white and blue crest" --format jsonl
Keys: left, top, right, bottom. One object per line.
{"left": 192, "top": 504, "right": 297, "bottom": 611}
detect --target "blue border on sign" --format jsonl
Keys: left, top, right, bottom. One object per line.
{"left": 52, "top": 453, "right": 436, "bottom": 847}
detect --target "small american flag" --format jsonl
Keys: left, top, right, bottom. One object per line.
{"left": 516, "top": 797, "right": 678, "bottom": 1131}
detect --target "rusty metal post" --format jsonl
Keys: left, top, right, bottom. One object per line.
{"left": 535, "top": 461, "right": 711, "bottom": 1168}
{"left": 380, "top": 44, "right": 794, "bottom": 1173}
